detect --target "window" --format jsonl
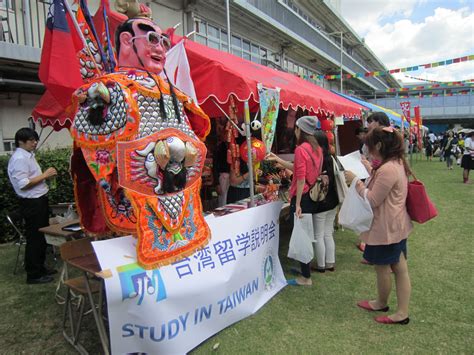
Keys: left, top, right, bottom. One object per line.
{"left": 195, "top": 21, "right": 206, "bottom": 35}
{"left": 250, "top": 44, "right": 259, "bottom": 63}
{"left": 231, "top": 35, "right": 241, "bottom": 47}
{"left": 242, "top": 40, "right": 250, "bottom": 52}
{"left": 3, "top": 140, "right": 14, "bottom": 152}
{"left": 231, "top": 35, "right": 241, "bottom": 56}
{"left": 195, "top": 35, "right": 206, "bottom": 46}
{"left": 208, "top": 24, "right": 220, "bottom": 50}
{"left": 193, "top": 19, "right": 322, "bottom": 86}
{"left": 288, "top": 61, "right": 294, "bottom": 72}
{"left": 0, "top": 0, "right": 14, "bottom": 10}
{"left": 208, "top": 24, "right": 219, "bottom": 39}
{"left": 242, "top": 40, "right": 251, "bottom": 61}
{"left": 279, "top": 0, "right": 323, "bottom": 32}
{"left": 221, "top": 30, "right": 228, "bottom": 44}
{"left": 208, "top": 39, "right": 220, "bottom": 49}
{"left": 251, "top": 44, "right": 259, "bottom": 55}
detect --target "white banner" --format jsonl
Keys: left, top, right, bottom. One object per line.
{"left": 93, "top": 201, "right": 286, "bottom": 354}
{"left": 164, "top": 39, "right": 198, "bottom": 104}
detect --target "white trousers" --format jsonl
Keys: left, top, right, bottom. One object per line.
{"left": 313, "top": 207, "right": 337, "bottom": 268}
{"left": 218, "top": 173, "right": 230, "bottom": 207}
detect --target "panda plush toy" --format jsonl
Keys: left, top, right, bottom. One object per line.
{"left": 250, "top": 119, "right": 262, "bottom": 131}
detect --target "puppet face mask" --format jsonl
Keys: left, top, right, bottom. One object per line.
{"left": 119, "top": 19, "right": 167, "bottom": 73}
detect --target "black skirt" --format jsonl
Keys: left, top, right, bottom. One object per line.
{"left": 363, "top": 239, "right": 407, "bottom": 265}
{"left": 461, "top": 155, "right": 473, "bottom": 170}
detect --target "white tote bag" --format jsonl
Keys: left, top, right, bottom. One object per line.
{"left": 287, "top": 214, "right": 314, "bottom": 264}
{"left": 338, "top": 179, "right": 373, "bottom": 234}
{"left": 332, "top": 156, "right": 348, "bottom": 204}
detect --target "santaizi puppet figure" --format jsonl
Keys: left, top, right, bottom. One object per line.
{"left": 70, "top": 2, "right": 211, "bottom": 268}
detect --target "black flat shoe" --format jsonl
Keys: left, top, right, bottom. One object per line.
{"left": 310, "top": 266, "right": 326, "bottom": 273}
{"left": 27, "top": 275, "right": 54, "bottom": 284}
{"left": 374, "top": 315, "right": 410, "bottom": 325}
{"left": 41, "top": 268, "right": 58, "bottom": 276}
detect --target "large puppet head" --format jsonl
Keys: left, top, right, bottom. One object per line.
{"left": 115, "top": 14, "right": 170, "bottom": 73}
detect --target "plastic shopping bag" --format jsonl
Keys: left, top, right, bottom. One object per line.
{"left": 332, "top": 156, "right": 348, "bottom": 204}
{"left": 287, "top": 214, "right": 314, "bottom": 264}
{"left": 338, "top": 179, "right": 373, "bottom": 234}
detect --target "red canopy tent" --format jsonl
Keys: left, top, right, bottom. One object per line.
{"left": 32, "top": 33, "right": 364, "bottom": 131}
{"left": 182, "top": 38, "right": 364, "bottom": 118}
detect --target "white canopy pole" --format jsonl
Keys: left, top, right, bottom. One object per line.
{"left": 244, "top": 101, "right": 255, "bottom": 207}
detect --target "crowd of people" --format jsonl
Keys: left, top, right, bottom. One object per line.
{"left": 423, "top": 129, "right": 474, "bottom": 183}
{"left": 265, "top": 112, "right": 412, "bottom": 325}
{"left": 268, "top": 112, "right": 472, "bottom": 326}
{"left": 260, "top": 111, "right": 472, "bottom": 327}
{"left": 9, "top": 109, "right": 472, "bottom": 329}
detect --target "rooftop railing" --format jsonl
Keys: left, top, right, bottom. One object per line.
{"left": 237, "top": 0, "right": 390, "bottom": 90}
{"left": 370, "top": 93, "right": 474, "bottom": 119}
{"left": 0, "top": 0, "right": 49, "bottom": 48}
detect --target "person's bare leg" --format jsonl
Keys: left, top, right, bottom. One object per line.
{"left": 389, "top": 253, "right": 411, "bottom": 321}
{"left": 369, "top": 265, "right": 392, "bottom": 309}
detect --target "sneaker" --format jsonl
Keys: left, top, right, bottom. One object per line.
{"left": 26, "top": 275, "right": 54, "bottom": 284}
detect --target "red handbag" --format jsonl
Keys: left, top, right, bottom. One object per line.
{"left": 406, "top": 174, "right": 438, "bottom": 223}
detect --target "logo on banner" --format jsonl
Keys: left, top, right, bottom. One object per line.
{"left": 262, "top": 253, "right": 275, "bottom": 290}
{"left": 117, "top": 263, "right": 167, "bottom": 305}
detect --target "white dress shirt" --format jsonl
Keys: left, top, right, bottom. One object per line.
{"left": 8, "top": 147, "right": 48, "bottom": 198}
{"left": 464, "top": 137, "right": 474, "bottom": 157}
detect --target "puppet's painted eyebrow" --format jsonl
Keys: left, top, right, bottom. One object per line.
{"left": 137, "top": 23, "right": 156, "bottom": 33}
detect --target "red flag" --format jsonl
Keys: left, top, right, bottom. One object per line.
{"left": 92, "top": 0, "right": 126, "bottom": 71}
{"left": 414, "top": 106, "right": 423, "bottom": 150}
{"left": 414, "top": 106, "right": 422, "bottom": 126}
{"left": 93, "top": 0, "right": 127, "bottom": 47}
{"left": 75, "top": 1, "right": 107, "bottom": 80}
{"left": 38, "top": 0, "right": 84, "bottom": 109}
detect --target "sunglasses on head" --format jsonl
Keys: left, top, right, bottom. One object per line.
{"left": 130, "top": 31, "right": 171, "bottom": 49}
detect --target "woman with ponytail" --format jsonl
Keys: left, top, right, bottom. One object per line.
{"left": 345, "top": 127, "right": 413, "bottom": 325}
{"left": 312, "top": 131, "right": 339, "bottom": 273}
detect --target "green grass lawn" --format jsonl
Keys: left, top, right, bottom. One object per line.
{"left": 0, "top": 159, "right": 472, "bottom": 354}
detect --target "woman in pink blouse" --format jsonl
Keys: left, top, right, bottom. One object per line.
{"left": 345, "top": 127, "right": 413, "bottom": 325}
{"left": 268, "top": 116, "right": 323, "bottom": 286}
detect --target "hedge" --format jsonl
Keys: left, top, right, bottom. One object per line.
{"left": 0, "top": 148, "right": 74, "bottom": 243}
